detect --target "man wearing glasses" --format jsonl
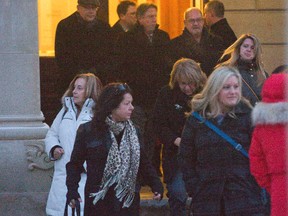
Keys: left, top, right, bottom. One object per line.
{"left": 169, "top": 7, "right": 225, "bottom": 77}
{"left": 55, "top": 0, "right": 112, "bottom": 93}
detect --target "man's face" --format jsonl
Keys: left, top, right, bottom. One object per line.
{"left": 184, "top": 10, "right": 204, "bottom": 36}
{"left": 77, "top": 4, "right": 99, "bottom": 22}
{"left": 138, "top": 7, "right": 157, "bottom": 34}
{"left": 120, "top": 5, "right": 137, "bottom": 28}
{"left": 204, "top": 5, "right": 213, "bottom": 26}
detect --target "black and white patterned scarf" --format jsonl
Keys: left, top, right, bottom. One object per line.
{"left": 90, "top": 116, "right": 140, "bottom": 208}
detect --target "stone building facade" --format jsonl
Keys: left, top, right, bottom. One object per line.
{"left": 0, "top": 0, "right": 287, "bottom": 215}
{"left": 221, "top": 0, "right": 288, "bottom": 73}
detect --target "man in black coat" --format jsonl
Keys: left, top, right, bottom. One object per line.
{"left": 169, "top": 7, "right": 225, "bottom": 77}
{"left": 117, "top": 3, "right": 170, "bottom": 110}
{"left": 204, "top": 0, "right": 237, "bottom": 49}
{"left": 116, "top": 3, "right": 170, "bottom": 172}
{"left": 111, "top": 1, "right": 137, "bottom": 35}
{"left": 55, "top": 0, "right": 112, "bottom": 91}
{"left": 111, "top": 1, "right": 137, "bottom": 72}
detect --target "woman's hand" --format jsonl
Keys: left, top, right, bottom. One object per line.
{"left": 69, "top": 198, "right": 82, "bottom": 208}
{"left": 53, "top": 147, "right": 64, "bottom": 160}
{"left": 153, "top": 192, "right": 162, "bottom": 201}
{"left": 174, "top": 137, "right": 181, "bottom": 147}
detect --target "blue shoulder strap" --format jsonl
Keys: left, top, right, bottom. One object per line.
{"left": 192, "top": 112, "right": 249, "bottom": 158}
{"left": 192, "top": 112, "right": 268, "bottom": 205}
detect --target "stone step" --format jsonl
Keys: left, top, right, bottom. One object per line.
{"left": 140, "top": 184, "right": 169, "bottom": 215}
{"left": 139, "top": 185, "right": 193, "bottom": 216}
{"left": 140, "top": 198, "right": 169, "bottom": 216}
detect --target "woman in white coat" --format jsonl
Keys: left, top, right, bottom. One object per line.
{"left": 45, "top": 73, "right": 103, "bottom": 216}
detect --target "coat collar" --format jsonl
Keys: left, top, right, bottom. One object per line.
{"left": 252, "top": 102, "right": 288, "bottom": 125}
{"left": 64, "top": 97, "right": 95, "bottom": 113}
{"left": 182, "top": 27, "right": 209, "bottom": 43}
{"left": 234, "top": 101, "right": 252, "bottom": 114}
{"left": 210, "top": 18, "right": 228, "bottom": 30}
{"left": 133, "top": 22, "right": 160, "bottom": 34}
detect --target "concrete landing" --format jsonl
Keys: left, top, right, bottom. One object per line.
{"left": 140, "top": 182, "right": 170, "bottom": 216}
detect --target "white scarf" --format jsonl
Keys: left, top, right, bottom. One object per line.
{"left": 90, "top": 117, "right": 140, "bottom": 208}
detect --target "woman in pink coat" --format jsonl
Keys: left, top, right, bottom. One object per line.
{"left": 249, "top": 73, "right": 288, "bottom": 216}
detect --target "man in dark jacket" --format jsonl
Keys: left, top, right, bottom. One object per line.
{"left": 55, "top": 0, "right": 112, "bottom": 91}
{"left": 112, "top": 1, "right": 137, "bottom": 34}
{"left": 169, "top": 7, "right": 225, "bottom": 77}
{"left": 111, "top": 1, "right": 137, "bottom": 68}
{"left": 116, "top": 3, "right": 170, "bottom": 172}
{"left": 117, "top": 3, "right": 170, "bottom": 110}
{"left": 204, "top": 0, "right": 237, "bottom": 49}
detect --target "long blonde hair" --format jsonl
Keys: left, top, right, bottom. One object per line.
{"left": 62, "top": 73, "right": 103, "bottom": 104}
{"left": 218, "top": 33, "right": 266, "bottom": 85}
{"left": 191, "top": 66, "right": 251, "bottom": 119}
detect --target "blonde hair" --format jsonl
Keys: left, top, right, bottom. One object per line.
{"left": 169, "top": 58, "right": 207, "bottom": 92}
{"left": 62, "top": 73, "right": 103, "bottom": 104}
{"left": 191, "top": 66, "right": 251, "bottom": 118}
{"left": 218, "top": 33, "right": 266, "bottom": 85}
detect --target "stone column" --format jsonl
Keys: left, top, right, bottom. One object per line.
{"left": 0, "top": 1, "right": 52, "bottom": 215}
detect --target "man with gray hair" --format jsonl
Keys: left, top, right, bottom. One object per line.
{"left": 204, "top": 0, "right": 237, "bottom": 48}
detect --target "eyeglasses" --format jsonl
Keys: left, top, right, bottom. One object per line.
{"left": 186, "top": 18, "right": 203, "bottom": 24}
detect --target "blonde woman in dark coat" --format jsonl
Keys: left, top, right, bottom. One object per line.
{"left": 153, "top": 58, "right": 206, "bottom": 216}
{"left": 179, "top": 66, "right": 268, "bottom": 215}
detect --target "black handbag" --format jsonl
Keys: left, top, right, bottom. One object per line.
{"left": 64, "top": 200, "right": 81, "bottom": 216}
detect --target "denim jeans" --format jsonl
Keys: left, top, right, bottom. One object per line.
{"left": 166, "top": 170, "right": 187, "bottom": 216}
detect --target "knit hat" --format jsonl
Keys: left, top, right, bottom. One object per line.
{"left": 78, "top": 0, "right": 100, "bottom": 6}
{"left": 261, "top": 73, "right": 288, "bottom": 103}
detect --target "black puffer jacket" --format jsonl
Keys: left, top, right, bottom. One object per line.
{"left": 179, "top": 103, "right": 267, "bottom": 215}
{"left": 66, "top": 122, "right": 163, "bottom": 216}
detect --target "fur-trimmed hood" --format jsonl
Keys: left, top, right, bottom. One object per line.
{"left": 252, "top": 102, "right": 288, "bottom": 125}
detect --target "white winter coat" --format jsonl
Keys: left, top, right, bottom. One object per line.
{"left": 45, "top": 97, "right": 95, "bottom": 216}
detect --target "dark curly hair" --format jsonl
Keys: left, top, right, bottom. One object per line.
{"left": 91, "top": 82, "right": 132, "bottom": 134}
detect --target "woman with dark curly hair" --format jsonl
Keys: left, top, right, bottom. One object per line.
{"left": 66, "top": 83, "right": 163, "bottom": 216}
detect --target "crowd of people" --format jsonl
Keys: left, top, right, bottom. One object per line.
{"left": 44, "top": 0, "right": 287, "bottom": 215}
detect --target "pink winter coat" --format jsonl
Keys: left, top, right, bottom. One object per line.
{"left": 249, "top": 74, "right": 288, "bottom": 216}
